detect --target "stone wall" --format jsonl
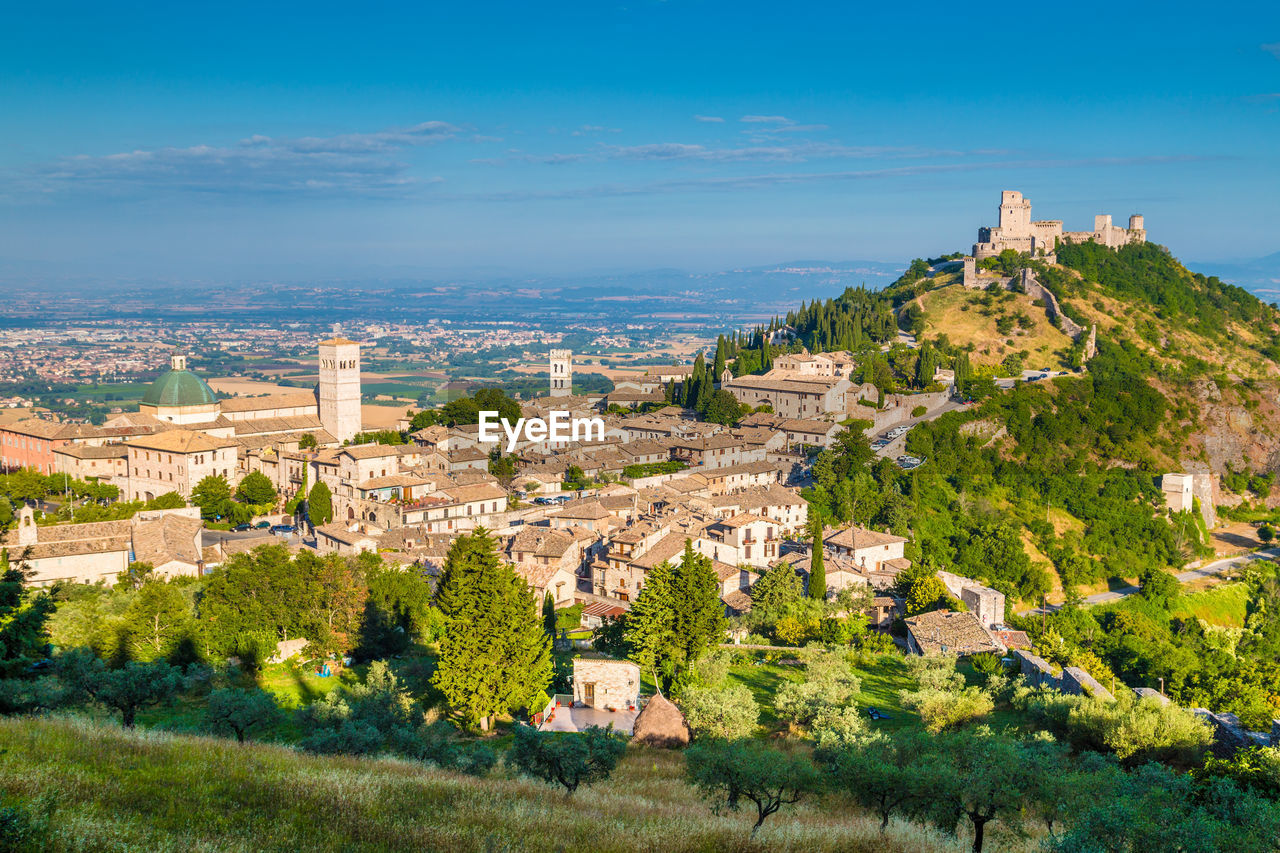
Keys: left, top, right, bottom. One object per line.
{"left": 1014, "top": 649, "right": 1058, "bottom": 689}
{"left": 1062, "top": 666, "right": 1114, "bottom": 701}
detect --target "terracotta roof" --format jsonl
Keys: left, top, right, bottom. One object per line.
{"left": 824, "top": 525, "right": 907, "bottom": 551}
{"left": 905, "top": 610, "right": 1003, "bottom": 656}
{"left": 318, "top": 337, "right": 361, "bottom": 346}
{"left": 340, "top": 444, "right": 402, "bottom": 460}
{"left": 131, "top": 514, "right": 203, "bottom": 567}
{"left": 218, "top": 392, "right": 318, "bottom": 414}
{"left": 127, "top": 429, "right": 236, "bottom": 454}
{"left": 512, "top": 560, "right": 571, "bottom": 588}
{"left": 508, "top": 528, "right": 576, "bottom": 559}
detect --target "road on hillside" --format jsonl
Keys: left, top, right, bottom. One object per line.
{"left": 871, "top": 399, "right": 965, "bottom": 459}
{"left": 1020, "top": 547, "right": 1280, "bottom": 616}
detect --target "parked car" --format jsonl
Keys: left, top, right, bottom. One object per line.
{"left": 533, "top": 497, "right": 552, "bottom": 506}
{"left": 255, "top": 521, "right": 271, "bottom": 529}
{"left": 870, "top": 438, "right": 890, "bottom": 450}
{"left": 270, "top": 524, "right": 297, "bottom": 535}
{"left": 232, "top": 523, "right": 251, "bottom": 532}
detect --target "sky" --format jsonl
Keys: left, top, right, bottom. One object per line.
{"left": 1, "top": 1, "right": 1278, "bottom": 281}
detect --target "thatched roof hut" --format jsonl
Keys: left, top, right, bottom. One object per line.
{"left": 631, "top": 693, "right": 690, "bottom": 748}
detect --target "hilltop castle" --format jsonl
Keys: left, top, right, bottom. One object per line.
{"left": 972, "top": 190, "right": 1145, "bottom": 261}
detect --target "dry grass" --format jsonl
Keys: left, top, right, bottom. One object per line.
{"left": 0, "top": 715, "right": 975, "bottom": 853}
{"left": 919, "top": 284, "right": 1072, "bottom": 368}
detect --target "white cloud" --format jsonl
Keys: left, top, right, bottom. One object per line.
{"left": 13, "top": 121, "right": 461, "bottom": 198}
{"left": 693, "top": 115, "right": 725, "bottom": 123}
{"left": 739, "top": 115, "right": 792, "bottom": 124}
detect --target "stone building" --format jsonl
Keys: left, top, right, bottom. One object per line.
{"left": 972, "top": 190, "right": 1146, "bottom": 261}
{"left": 124, "top": 429, "right": 239, "bottom": 501}
{"left": 317, "top": 338, "right": 363, "bottom": 444}
{"left": 549, "top": 349, "right": 573, "bottom": 397}
{"left": 1161, "top": 472, "right": 1217, "bottom": 530}
{"left": 572, "top": 658, "right": 641, "bottom": 710}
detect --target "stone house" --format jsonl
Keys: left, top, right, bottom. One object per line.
{"left": 572, "top": 659, "right": 641, "bottom": 711}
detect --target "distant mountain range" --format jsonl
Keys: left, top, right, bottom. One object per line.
{"left": 1189, "top": 252, "right": 1280, "bottom": 304}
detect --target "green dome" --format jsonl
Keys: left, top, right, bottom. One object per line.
{"left": 142, "top": 367, "right": 218, "bottom": 408}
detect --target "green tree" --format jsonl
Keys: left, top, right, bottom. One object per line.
{"left": 432, "top": 530, "right": 552, "bottom": 730}
{"left": 147, "top": 492, "right": 185, "bottom": 510}
{"left": 775, "top": 647, "right": 861, "bottom": 728}
{"left": 702, "top": 389, "right": 743, "bottom": 426}
{"left": 681, "top": 683, "right": 759, "bottom": 741}
{"left": 235, "top": 471, "right": 276, "bottom": 505}
{"left": 808, "top": 524, "right": 826, "bottom": 600}
{"left": 623, "top": 559, "right": 679, "bottom": 690}
{"left": 298, "top": 433, "right": 318, "bottom": 450}
{"left": 124, "top": 580, "right": 193, "bottom": 661}
{"left": 0, "top": 550, "right": 55, "bottom": 678}
{"left": 190, "top": 475, "right": 232, "bottom": 521}
{"left": 747, "top": 566, "right": 803, "bottom": 624}
{"left": 59, "top": 650, "right": 184, "bottom": 728}
{"left": 822, "top": 730, "right": 931, "bottom": 833}
{"left": 510, "top": 724, "right": 627, "bottom": 797}
{"left": 928, "top": 730, "right": 1034, "bottom": 853}
{"left": 905, "top": 575, "right": 951, "bottom": 615}
{"left": 307, "top": 480, "right": 333, "bottom": 526}
{"left": 668, "top": 543, "right": 727, "bottom": 684}
{"left": 685, "top": 740, "right": 821, "bottom": 837}
{"left": 542, "top": 591, "right": 556, "bottom": 638}
{"left": 204, "top": 686, "right": 283, "bottom": 743}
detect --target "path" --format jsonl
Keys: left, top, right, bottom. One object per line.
{"left": 1020, "top": 547, "right": 1280, "bottom": 615}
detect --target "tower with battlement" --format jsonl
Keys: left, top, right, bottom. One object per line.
{"left": 972, "top": 190, "right": 1145, "bottom": 261}
{"left": 318, "top": 338, "right": 362, "bottom": 443}
{"left": 549, "top": 349, "right": 572, "bottom": 397}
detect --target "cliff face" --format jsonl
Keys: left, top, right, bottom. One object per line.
{"left": 1163, "top": 378, "right": 1280, "bottom": 503}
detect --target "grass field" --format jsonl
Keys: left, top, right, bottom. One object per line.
{"left": 1170, "top": 582, "right": 1251, "bottom": 627}
{"left": 0, "top": 716, "right": 968, "bottom": 853}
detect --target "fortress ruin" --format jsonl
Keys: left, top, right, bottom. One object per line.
{"left": 972, "top": 190, "right": 1145, "bottom": 261}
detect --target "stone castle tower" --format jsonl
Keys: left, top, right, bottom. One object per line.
{"left": 318, "top": 338, "right": 362, "bottom": 443}
{"left": 549, "top": 349, "right": 572, "bottom": 397}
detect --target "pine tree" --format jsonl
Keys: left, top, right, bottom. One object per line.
{"left": 713, "top": 336, "right": 727, "bottom": 381}
{"left": 433, "top": 529, "right": 551, "bottom": 730}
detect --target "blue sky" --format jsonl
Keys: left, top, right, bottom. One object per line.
{"left": 1, "top": 1, "right": 1277, "bottom": 280}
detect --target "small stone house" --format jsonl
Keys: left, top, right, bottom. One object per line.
{"left": 572, "top": 658, "right": 640, "bottom": 711}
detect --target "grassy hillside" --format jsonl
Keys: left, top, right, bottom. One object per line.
{"left": 0, "top": 715, "right": 959, "bottom": 853}
{"left": 915, "top": 276, "right": 1073, "bottom": 369}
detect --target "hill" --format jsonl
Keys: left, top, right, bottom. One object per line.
{"left": 0, "top": 715, "right": 949, "bottom": 853}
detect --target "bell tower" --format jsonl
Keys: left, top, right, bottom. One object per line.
{"left": 318, "top": 338, "right": 362, "bottom": 443}
{"left": 549, "top": 349, "right": 572, "bottom": 397}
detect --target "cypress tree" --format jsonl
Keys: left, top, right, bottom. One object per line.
{"left": 713, "top": 336, "right": 727, "bottom": 381}
{"left": 808, "top": 523, "right": 826, "bottom": 600}
{"left": 543, "top": 590, "right": 556, "bottom": 637}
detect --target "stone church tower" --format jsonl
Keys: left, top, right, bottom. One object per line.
{"left": 318, "top": 338, "right": 362, "bottom": 443}
{"left": 549, "top": 349, "right": 572, "bottom": 397}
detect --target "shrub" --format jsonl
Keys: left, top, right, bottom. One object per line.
{"left": 911, "top": 405, "right": 927, "bottom": 418}
{"left": 681, "top": 684, "right": 759, "bottom": 741}
{"left": 899, "top": 686, "right": 993, "bottom": 733}
{"left": 510, "top": 724, "right": 627, "bottom": 796}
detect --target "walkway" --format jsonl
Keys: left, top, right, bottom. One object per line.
{"left": 1020, "top": 547, "right": 1279, "bottom": 616}
{"left": 538, "top": 703, "right": 638, "bottom": 735}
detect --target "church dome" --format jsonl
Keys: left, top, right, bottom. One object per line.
{"left": 142, "top": 355, "right": 218, "bottom": 408}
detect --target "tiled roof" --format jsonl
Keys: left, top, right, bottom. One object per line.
{"left": 904, "top": 610, "right": 1003, "bottom": 656}
{"left": 824, "top": 525, "right": 907, "bottom": 551}
{"left": 126, "top": 429, "right": 236, "bottom": 454}
{"left": 218, "top": 392, "right": 318, "bottom": 413}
